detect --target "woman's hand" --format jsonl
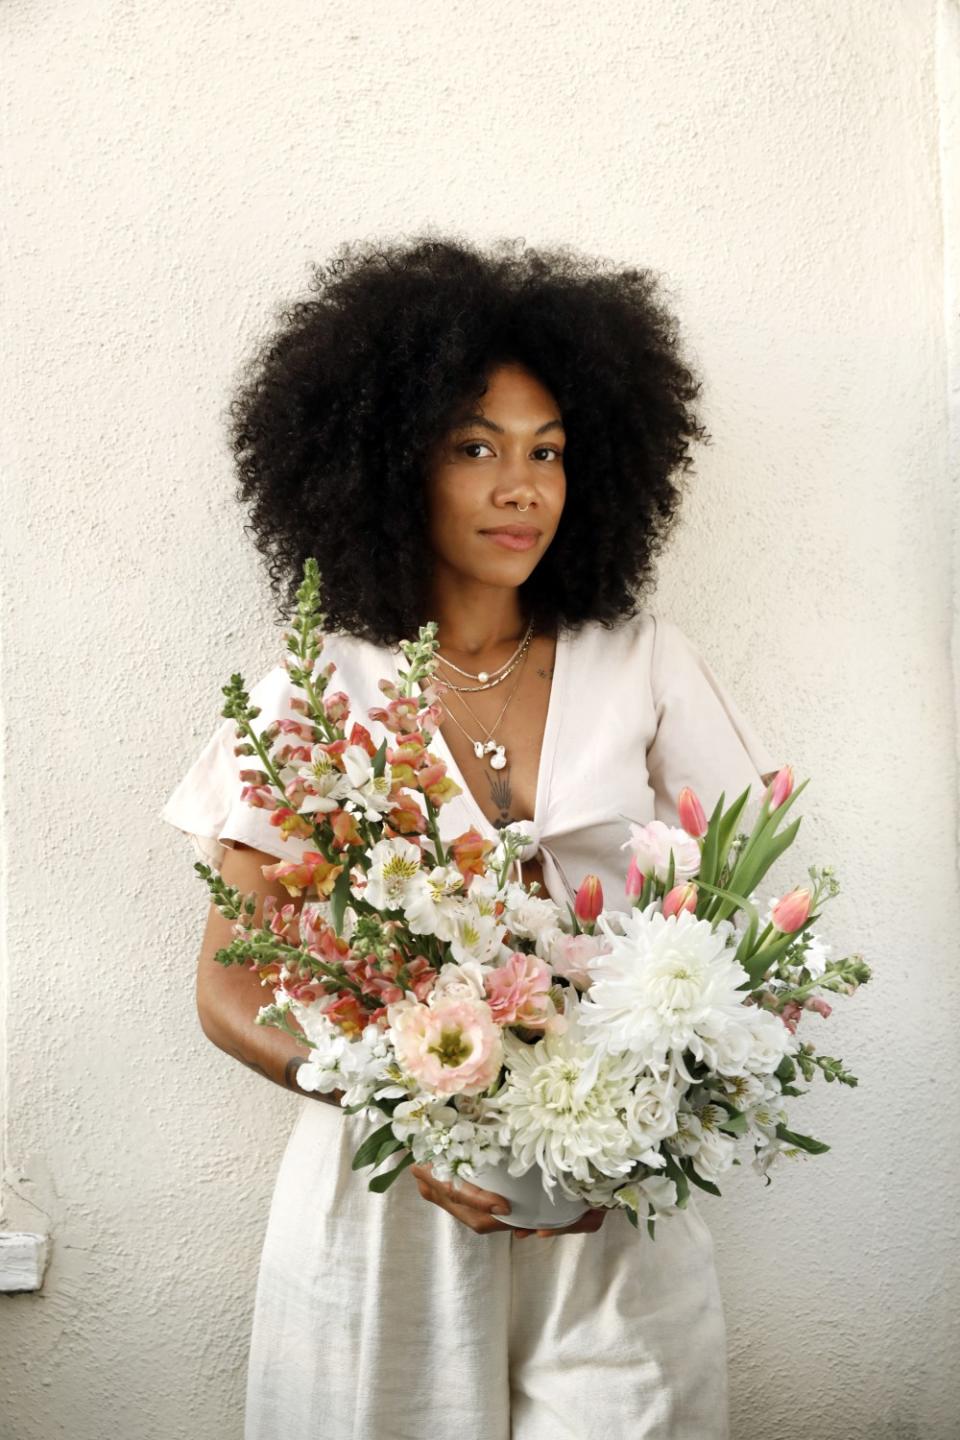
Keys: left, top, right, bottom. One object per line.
{"left": 409, "top": 1162, "right": 607, "bottom": 1238}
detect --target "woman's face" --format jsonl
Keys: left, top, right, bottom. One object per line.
{"left": 422, "top": 360, "right": 566, "bottom": 593}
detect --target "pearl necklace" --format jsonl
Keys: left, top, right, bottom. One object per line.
{"left": 434, "top": 616, "right": 535, "bottom": 693}
{"left": 437, "top": 644, "right": 530, "bottom": 769}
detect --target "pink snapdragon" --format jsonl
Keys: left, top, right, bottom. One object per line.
{"left": 485, "top": 952, "right": 555, "bottom": 1028}
{"left": 387, "top": 997, "right": 503, "bottom": 1096}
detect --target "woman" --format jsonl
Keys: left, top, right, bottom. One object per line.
{"left": 160, "top": 235, "right": 779, "bottom": 1439}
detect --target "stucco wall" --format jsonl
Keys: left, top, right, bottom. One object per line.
{"left": 2, "top": 2, "right": 957, "bottom": 1436}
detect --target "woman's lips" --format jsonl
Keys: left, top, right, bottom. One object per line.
{"left": 480, "top": 530, "right": 540, "bottom": 551}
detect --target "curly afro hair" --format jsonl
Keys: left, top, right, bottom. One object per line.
{"left": 226, "top": 232, "right": 711, "bottom": 646}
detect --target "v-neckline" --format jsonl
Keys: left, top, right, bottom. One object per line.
{"left": 392, "top": 627, "right": 571, "bottom": 845}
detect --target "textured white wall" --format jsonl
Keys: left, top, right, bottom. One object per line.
{"left": 2, "top": 2, "right": 957, "bottom": 1436}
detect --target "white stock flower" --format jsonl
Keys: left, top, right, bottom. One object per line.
{"left": 500, "top": 884, "right": 563, "bottom": 942}
{"left": 363, "top": 836, "right": 425, "bottom": 913}
{"left": 291, "top": 1002, "right": 396, "bottom": 1107}
{"left": 578, "top": 908, "right": 753, "bottom": 1079}
{"left": 390, "top": 1096, "right": 505, "bottom": 1181}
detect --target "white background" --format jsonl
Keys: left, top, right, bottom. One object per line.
{"left": 2, "top": 2, "right": 958, "bottom": 1436}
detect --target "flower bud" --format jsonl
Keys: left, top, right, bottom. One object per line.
{"left": 803, "top": 995, "right": 832, "bottom": 1019}
{"left": 574, "top": 874, "right": 603, "bottom": 922}
{"left": 677, "top": 787, "right": 708, "bottom": 838}
{"left": 771, "top": 886, "right": 812, "bottom": 934}
{"left": 625, "top": 855, "right": 646, "bottom": 899}
{"left": 662, "top": 882, "right": 698, "bottom": 918}
{"left": 768, "top": 764, "right": 795, "bottom": 810}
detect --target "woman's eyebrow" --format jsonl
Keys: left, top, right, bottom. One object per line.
{"left": 452, "top": 414, "right": 565, "bottom": 436}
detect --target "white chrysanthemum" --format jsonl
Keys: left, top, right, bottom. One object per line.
{"left": 491, "top": 1004, "right": 645, "bottom": 1195}
{"left": 290, "top": 1001, "right": 396, "bottom": 1107}
{"left": 578, "top": 907, "right": 756, "bottom": 1079}
{"left": 363, "top": 836, "right": 424, "bottom": 913}
{"left": 402, "top": 864, "right": 467, "bottom": 939}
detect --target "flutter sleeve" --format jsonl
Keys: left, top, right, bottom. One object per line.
{"left": 158, "top": 664, "right": 313, "bottom": 874}
{"left": 644, "top": 613, "right": 781, "bottom": 829}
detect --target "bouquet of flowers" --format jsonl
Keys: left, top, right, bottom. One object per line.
{"left": 198, "top": 559, "right": 870, "bottom": 1237}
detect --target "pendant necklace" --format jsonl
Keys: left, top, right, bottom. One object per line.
{"left": 436, "top": 643, "right": 530, "bottom": 769}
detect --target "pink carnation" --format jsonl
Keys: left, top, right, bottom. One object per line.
{"left": 484, "top": 951, "right": 555, "bottom": 1028}
{"left": 387, "top": 997, "right": 503, "bottom": 1096}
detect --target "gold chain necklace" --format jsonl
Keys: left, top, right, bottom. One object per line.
{"left": 434, "top": 616, "right": 535, "bottom": 692}
{"left": 437, "top": 645, "right": 530, "bottom": 769}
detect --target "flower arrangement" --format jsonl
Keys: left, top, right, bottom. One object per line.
{"left": 197, "top": 559, "right": 870, "bottom": 1237}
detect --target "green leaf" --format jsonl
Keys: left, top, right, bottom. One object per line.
{"left": 685, "top": 1167, "right": 722, "bottom": 1197}
{"left": 697, "top": 792, "right": 726, "bottom": 890}
{"left": 329, "top": 862, "right": 354, "bottom": 937}
{"left": 372, "top": 736, "right": 388, "bottom": 779}
{"left": 367, "top": 1151, "right": 415, "bottom": 1192}
{"left": 624, "top": 1205, "right": 639, "bottom": 1230}
{"left": 351, "top": 1122, "right": 397, "bottom": 1171}
{"left": 716, "top": 1108, "right": 748, "bottom": 1136}
{"left": 373, "top": 1135, "right": 405, "bottom": 1167}
{"left": 646, "top": 1211, "right": 657, "bottom": 1241}
{"left": 774, "top": 1122, "right": 830, "bottom": 1155}
{"left": 661, "top": 1149, "right": 690, "bottom": 1209}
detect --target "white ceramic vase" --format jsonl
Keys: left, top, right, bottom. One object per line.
{"left": 469, "top": 1158, "right": 589, "bottom": 1229}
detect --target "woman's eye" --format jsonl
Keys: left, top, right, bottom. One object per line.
{"left": 458, "top": 441, "right": 563, "bottom": 461}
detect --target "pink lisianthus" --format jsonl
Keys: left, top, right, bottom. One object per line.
{"left": 485, "top": 951, "right": 556, "bottom": 1028}
{"left": 549, "top": 933, "right": 613, "bottom": 990}
{"left": 387, "top": 997, "right": 503, "bottom": 1096}
{"left": 621, "top": 819, "right": 701, "bottom": 883}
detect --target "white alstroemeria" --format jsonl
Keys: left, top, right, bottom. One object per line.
{"left": 403, "top": 864, "right": 468, "bottom": 939}
{"left": 577, "top": 908, "right": 753, "bottom": 1080}
{"left": 710, "top": 1069, "right": 777, "bottom": 1111}
{"left": 490, "top": 996, "right": 644, "bottom": 1196}
{"left": 363, "top": 836, "right": 425, "bottom": 913}
{"left": 742, "top": 1091, "right": 789, "bottom": 1142}
{"left": 447, "top": 898, "right": 509, "bottom": 966}
{"left": 289, "top": 1002, "right": 396, "bottom": 1107}
{"left": 668, "top": 1102, "right": 738, "bottom": 1183}
{"left": 500, "top": 884, "right": 563, "bottom": 943}
{"left": 428, "top": 959, "right": 490, "bottom": 1006}
{"left": 338, "top": 744, "right": 397, "bottom": 821}
{"left": 389, "top": 1096, "right": 505, "bottom": 1182}
{"left": 614, "top": 1174, "right": 679, "bottom": 1216}
{"left": 282, "top": 743, "right": 355, "bottom": 814}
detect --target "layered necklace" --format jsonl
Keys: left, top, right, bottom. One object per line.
{"left": 432, "top": 614, "right": 535, "bottom": 769}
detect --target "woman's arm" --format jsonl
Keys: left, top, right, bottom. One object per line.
{"left": 195, "top": 839, "right": 343, "bottom": 1106}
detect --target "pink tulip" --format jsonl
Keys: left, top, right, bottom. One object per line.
{"left": 768, "top": 764, "right": 795, "bottom": 810}
{"left": 625, "top": 855, "right": 646, "bottom": 899}
{"left": 677, "top": 787, "right": 708, "bottom": 838}
{"left": 574, "top": 875, "right": 603, "bottom": 923}
{"left": 662, "top": 882, "right": 698, "bottom": 918}
{"left": 771, "top": 887, "right": 813, "bottom": 934}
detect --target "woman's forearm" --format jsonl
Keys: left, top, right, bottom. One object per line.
{"left": 198, "top": 973, "right": 344, "bottom": 1107}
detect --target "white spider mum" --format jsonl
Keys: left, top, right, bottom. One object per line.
{"left": 578, "top": 907, "right": 755, "bottom": 1080}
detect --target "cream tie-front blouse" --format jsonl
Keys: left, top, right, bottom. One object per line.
{"left": 160, "top": 608, "right": 779, "bottom": 912}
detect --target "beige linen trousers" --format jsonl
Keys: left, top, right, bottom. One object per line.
{"left": 160, "top": 609, "right": 779, "bottom": 1439}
